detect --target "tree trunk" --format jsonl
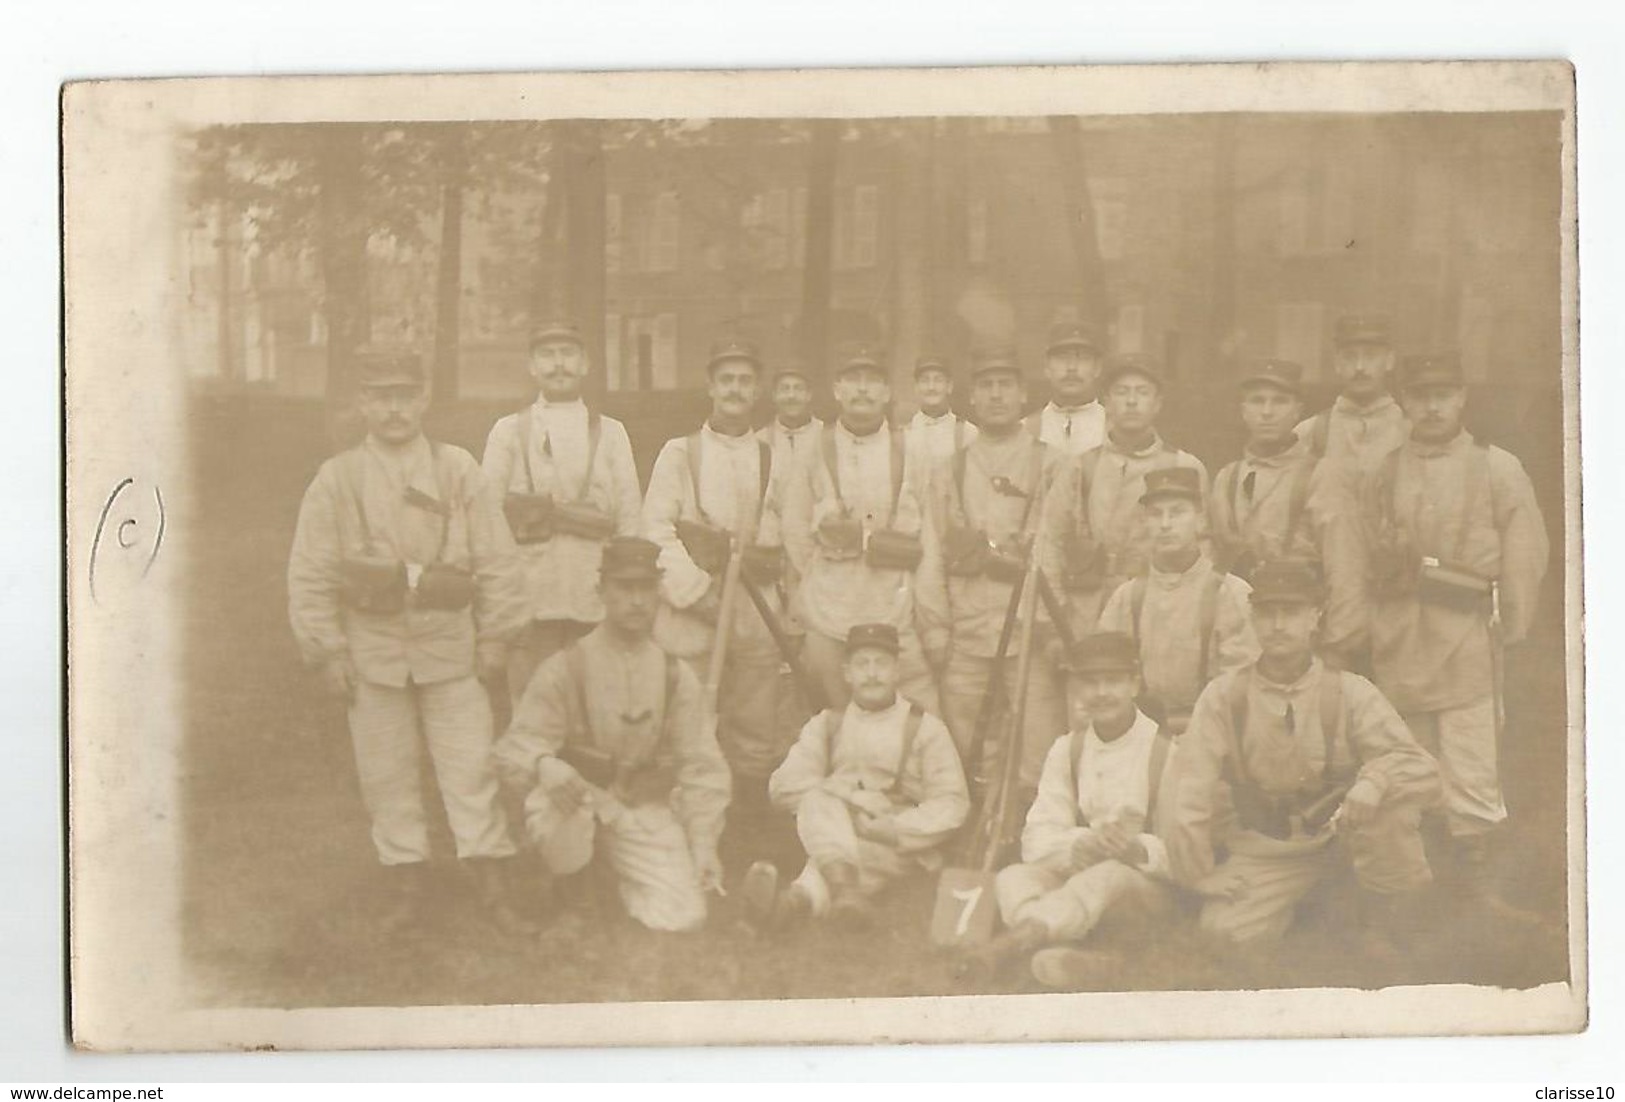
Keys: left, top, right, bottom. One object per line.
{"left": 314, "top": 123, "right": 369, "bottom": 415}
{"left": 559, "top": 122, "right": 607, "bottom": 404}
{"left": 431, "top": 125, "right": 467, "bottom": 405}
{"left": 533, "top": 122, "right": 568, "bottom": 324}
{"left": 1046, "top": 116, "right": 1110, "bottom": 329}
{"left": 798, "top": 120, "right": 839, "bottom": 393}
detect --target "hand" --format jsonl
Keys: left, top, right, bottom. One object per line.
{"left": 476, "top": 644, "right": 507, "bottom": 686}
{"left": 1095, "top": 816, "right": 1147, "bottom": 864}
{"left": 537, "top": 756, "right": 595, "bottom": 818}
{"left": 692, "top": 578, "right": 723, "bottom": 622}
{"left": 854, "top": 811, "right": 900, "bottom": 847}
{"left": 320, "top": 655, "right": 358, "bottom": 703}
{"left": 693, "top": 847, "right": 724, "bottom": 894}
{"left": 1193, "top": 866, "right": 1249, "bottom": 902}
{"left": 1070, "top": 830, "right": 1108, "bottom": 870}
{"left": 843, "top": 787, "right": 895, "bottom": 817}
{"left": 1337, "top": 777, "right": 1383, "bottom": 832}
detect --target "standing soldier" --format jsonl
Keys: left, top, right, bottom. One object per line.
{"left": 1025, "top": 320, "right": 1108, "bottom": 457}
{"left": 782, "top": 344, "right": 939, "bottom": 713}
{"left": 1364, "top": 352, "right": 1549, "bottom": 906}
{"left": 1210, "top": 358, "right": 1368, "bottom": 668}
{"left": 958, "top": 633, "right": 1181, "bottom": 988}
{"left": 481, "top": 321, "right": 642, "bottom": 707}
{"left": 1096, "top": 467, "right": 1258, "bottom": 733}
{"left": 642, "top": 337, "right": 791, "bottom": 864}
{"left": 745, "top": 623, "right": 969, "bottom": 930}
{"left": 1168, "top": 560, "right": 1440, "bottom": 956}
{"left": 492, "top": 537, "right": 730, "bottom": 933}
{"left": 916, "top": 347, "right": 1066, "bottom": 788}
{"left": 758, "top": 363, "right": 824, "bottom": 479}
{"left": 904, "top": 353, "right": 977, "bottom": 479}
{"left": 287, "top": 348, "right": 533, "bottom": 935}
{"left": 1297, "top": 314, "right": 1410, "bottom": 485}
{"left": 1040, "top": 352, "right": 1208, "bottom": 640}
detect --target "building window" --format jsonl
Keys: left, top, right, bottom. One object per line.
{"left": 612, "top": 312, "right": 680, "bottom": 391}
{"left": 1113, "top": 304, "right": 1145, "bottom": 354}
{"left": 605, "top": 193, "right": 623, "bottom": 274}
{"left": 1275, "top": 302, "right": 1325, "bottom": 375}
{"left": 743, "top": 188, "right": 792, "bottom": 270}
{"left": 647, "top": 191, "right": 680, "bottom": 273}
{"left": 835, "top": 184, "right": 880, "bottom": 269}
{"left": 966, "top": 198, "right": 989, "bottom": 266}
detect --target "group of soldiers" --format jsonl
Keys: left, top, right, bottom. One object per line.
{"left": 286, "top": 310, "right": 1550, "bottom": 988}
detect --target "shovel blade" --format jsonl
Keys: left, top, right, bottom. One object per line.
{"left": 931, "top": 867, "right": 1000, "bottom": 948}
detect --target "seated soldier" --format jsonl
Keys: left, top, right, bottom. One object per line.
{"left": 958, "top": 632, "right": 1180, "bottom": 987}
{"left": 1096, "top": 466, "right": 1258, "bottom": 732}
{"left": 744, "top": 623, "right": 970, "bottom": 930}
{"left": 1168, "top": 559, "right": 1441, "bottom": 958}
{"left": 491, "top": 536, "right": 731, "bottom": 934}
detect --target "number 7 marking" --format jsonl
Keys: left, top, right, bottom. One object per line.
{"left": 951, "top": 886, "right": 984, "bottom": 939}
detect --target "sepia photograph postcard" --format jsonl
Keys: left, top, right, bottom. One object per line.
{"left": 62, "top": 59, "right": 1582, "bottom": 1052}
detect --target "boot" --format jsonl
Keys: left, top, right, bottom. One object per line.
{"left": 1453, "top": 835, "right": 1545, "bottom": 929}
{"left": 824, "top": 862, "right": 874, "bottom": 930}
{"left": 375, "top": 861, "right": 428, "bottom": 936}
{"left": 467, "top": 857, "right": 540, "bottom": 937}
{"left": 951, "top": 918, "right": 1049, "bottom": 985}
{"left": 1355, "top": 888, "right": 1412, "bottom": 971}
{"left": 740, "top": 860, "right": 780, "bottom": 932}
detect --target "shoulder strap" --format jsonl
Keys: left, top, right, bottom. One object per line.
{"left": 890, "top": 702, "right": 925, "bottom": 793}
{"left": 820, "top": 707, "right": 843, "bottom": 762}
{"left": 684, "top": 431, "right": 709, "bottom": 523}
{"left": 821, "top": 426, "right": 844, "bottom": 508}
{"left": 1317, "top": 667, "right": 1344, "bottom": 782}
{"left": 891, "top": 428, "right": 906, "bottom": 513}
{"left": 951, "top": 445, "right": 971, "bottom": 525}
{"left": 1454, "top": 444, "right": 1491, "bottom": 561}
{"left": 429, "top": 441, "right": 454, "bottom": 563}
{"left": 1196, "top": 568, "right": 1225, "bottom": 683}
{"left": 1069, "top": 729, "right": 1087, "bottom": 793}
{"left": 1145, "top": 726, "right": 1174, "bottom": 826}
{"left": 573, "top": 410, "right": 603, "bottom": 503}
{"left": 1378, "top": 444, "right": 1404, "bottom": 530}
{"left": 1077, "top": 447, "right": 1103, "bottom": 519}
{"left": 954, "top": 418, "right": 966, "bottom": 451}
{"left": 1129, "top": 576, "right": 1148, "bottom": 643}
{"left": 1309, "top": 409, "right": 1332, "bottom": 458}
{"left": 1219, "top": 461, "right": 1244, "bottom": 534}
{"left": 1017, "top": 438, "right": 1047, "bottom": 535}
{"left": 656, "top": 653, "right": 680, "bottom": 745}
{"left": 1225, "top": 672, "right": 1257, "bottom": 789}
{"left": 517, "top": 411, "right": 539, "bottom": 493}
{"left": 566, "top": 643, "right": 593, "bottom": 744}
{"left": 1279, "top": 456, "right": 1317, "bottom": 551}
{"left": 758, "top": 438, "right": 773, "bottom": 503}
{"left": 344, "top": 448, "right": 374, "bottom": 546}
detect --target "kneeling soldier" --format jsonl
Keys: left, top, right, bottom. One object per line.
{"left": 287, "top": 349, "right": 532, "bottom": 935}
{"left": 1096, "top": 466, "right": 1258, "bottom": 733}
{"left": 962, "top": 632, "right": 1180, "bottom": 988}
{"left": 492, "top": 537, "right": 731, "bottom": 933}
{"left": 746, "top": 623, "right": 969, "bottom": 930}
{"left": 1168, "top": 560, "right": 1441, "bottom": 956}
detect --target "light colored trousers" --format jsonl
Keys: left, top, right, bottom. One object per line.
{"left": 790, "top": 788, "right": 928, "bottom": 916}
{"left": 1403, "top": 698, "right": 1504, "bottom": 838}
{"left": 940, "top": 649, "right": 1067, "bottom": 790}
{"left": 996, "top": 858, "right": 1175, "bottom": 942}
{"left": 505, "top": 618, "right": 594, "bottom": 710}
{"left": 523, "top": 791, "right": 708, "bottom": 933}
{"left": 801, "top": 630, "right": 941, "bottom": 719}
{"left": 348, "top": 675, "right": 517, "bottom": 866}
{"left": 1197, "top": 800, "right": 1432, "bottom": 946}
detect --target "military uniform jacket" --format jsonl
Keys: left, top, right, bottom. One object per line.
{"left": 1296, "top": 394, "right": 1409, "bottom": 488}
{"left": 1167, "top": 660, "right": 1441, "bottom": 887}
{"left": 491, "top": 624, "right": 731, "bottom": 852}
{"left": 1096, "top": 554, "right": 1259, "bottom": 720}
{"left": 287, "top": 434, "right": 528, "bottom": 687}
{"left": 768, "top": 696, "right": 970, "bottom": 854}
{"left": 1210, "top": 437, "right": 1369, "bottom": 658}
{"left": 914, "top": 430, "right": 1061, "bottom": 659}
{"left": 481, "top": 400, "right": 642, "bottom": 625}
{"left": 1362, "top": 430, "right": 1549, "bottom": 713}
{"left": 642, "top": 424, "right": 784, "bottom": 660}
{"left": 781, "top": 419, "right": 926, "bottom": 641}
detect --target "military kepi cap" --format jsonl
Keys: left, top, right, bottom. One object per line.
{"left": 707, "top": 336, "right": 763, "bottom": 373}
{"left": 1098, "top": 351, "right": 1164, "bottom": 393}
{"left": 355, "top": 347, "right": 426, "bottom": 388}
{"left": 1333, "top": 313, "right": 1392, "bottom": 347}
{"left": 529, "top": 320, "right": 584, "bottom": 348}
{"left": 1140, "top": 465, "right": 1203, "bottom": 507}
{"left": 599, "top": 536, "right": 664, "bottom": 582}
{"left": 914, "top": 353, "right": 952, "bottom": 379}
{"left": 969, "top": 345, "right": 1022, "bottom": 381}
{"left": 835, "top": 343, "right": 887, "bottom": 377}
{"left": 845, "top": 622, "right": 901, "bottom": 656}
{"left": 1248, "top": 558, "right": 1327, "bottom": 606}
{"left": 1059, "top": 631, "right": 1140, "bottom": 676}
{"left": 1238, "top": 358, "right": 1305, "bottom": 397}
{"left": 1396, "top": 351, "right": 1465, "bottom": 391}
{"left": 1046, "top": 320, "right": 1103, "bottom": 355}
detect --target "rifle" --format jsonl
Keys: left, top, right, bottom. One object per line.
{"left": 963, "top": 568, "right": 1027, "bottom": 809}
{"left": 700, "top": 533, "right": 747, "bottom": 751}
{"left": 738, "top": 573, "right": 828, "bottom": 712}
{"left": 1034, "top": 568, "right": 1078, "bottom": 655}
